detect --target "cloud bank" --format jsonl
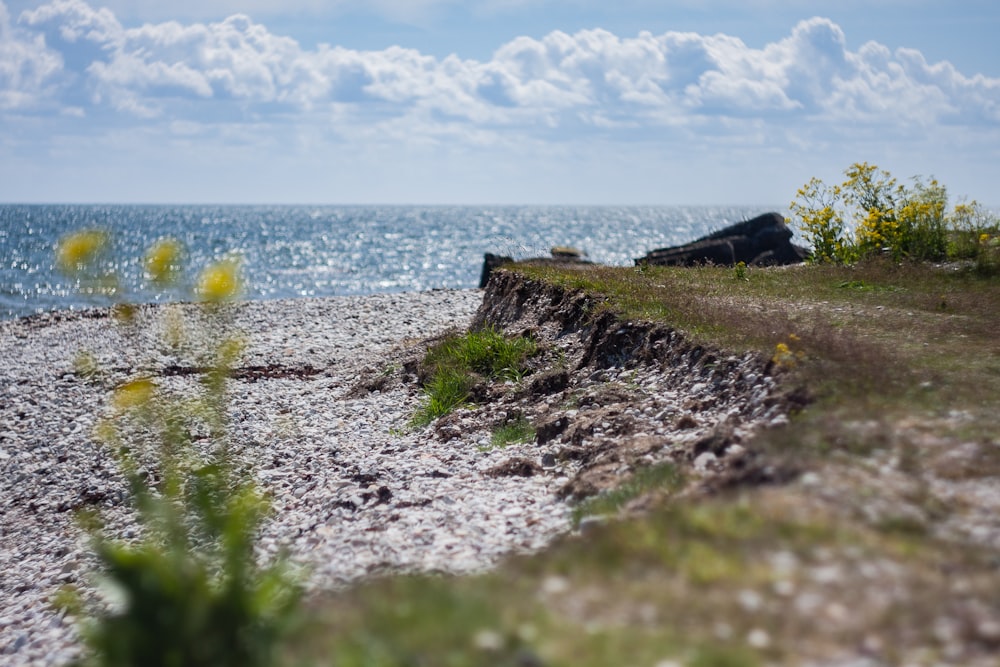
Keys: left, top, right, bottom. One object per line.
{"left": 2, "top": 0, "right": 998, "bottom": 203}
{"left": 7, "top": 0, "right": 997, "bottom": 132}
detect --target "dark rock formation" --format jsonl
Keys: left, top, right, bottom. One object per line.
{"left": 479, "top": 253, "right": 513, "bottom": 289}
{"left": 635, "top": 212, "right": 809, "bottom": 267}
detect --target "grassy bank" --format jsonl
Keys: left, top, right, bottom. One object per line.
{"left": 287, "top": 259, "right": 1000, "bottom": 667}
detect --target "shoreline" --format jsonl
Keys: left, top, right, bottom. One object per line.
{"left": 0, "top": 287, "right": 482, "bottom": 325}
{"left": 5, "top": 289, "right": 557, "bottom": 665}
{"left": 1, "top": 283, "right": 786, "bottom": 665}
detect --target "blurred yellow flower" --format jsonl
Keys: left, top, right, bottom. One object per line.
{"left": 981, "top": 233, "right": 991, "bottom": 245}
{"left": 196, "top": 258, "right": 242, "bottom": 302}
{"left": 772, "top": 340, "right": 803, "bottom": 368}
{"left": 56, "top": 230, "right": 108, "bottom": 274}
{"left": 113, "top": 378, "right": 156, "bottom": 411}
{"left": 145, "top": 238, "right": 184, "bottom": 285}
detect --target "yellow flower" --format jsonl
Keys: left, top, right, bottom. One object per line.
{"left": 772, "top": 341, "right": 800, "bottom": 368}
{"left": 56, "top": 230, "right": 108, "bottom": 274}
{"left": 145, "top": 238, "right": 184, "bottom": 285}
{"left": 981, "top": 233, "right": 991, "bottom": 245}
{"left": 113, "top": 378, "right": 156, "bottom": 411}
{"left": 788, "top": 333, "right": 800, "bottom": 342}
{"left": 196, "top": 258, "right": 242, "bottom": 302}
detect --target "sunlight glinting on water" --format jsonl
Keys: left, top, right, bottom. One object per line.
{"left": 0, "top": 204, "right": 774, "bottom": 320}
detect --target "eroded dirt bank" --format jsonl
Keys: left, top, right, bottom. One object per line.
{"left": 392, "top": 268, "right": 806, "bottom": 501}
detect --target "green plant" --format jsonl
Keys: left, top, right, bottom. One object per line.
{"left": 489, "top": 416, "right": 535, "bottom": 449}
{"left": 411, "top": 366, "right": 477, "bottom": 426}
{"left": 788, "top": 177, "right": 847, "bottom": 263}
{"left": 949, "top": 201, "right": 1000, "bottom": 275}
{"left": 842, "top": 162, "right": 902, "bottom": 258}
{"left": 789, "top": 162, "right": 997, "bottom": 264}
{"left": 423, "top": 327, "right": 538, "bottom": 382}
{"left": 572, "top": 463, "right": 683, "bottom": 527}
{"left": 55, "top": 231, "right": 301, "bottom": 667}
{"left": 412, "top": 328, "right": 538, "bottom": 426}
{"left": 895, "top": 176, "right": 948, "bottom": 261}
{"left": 733, "top": 261, "right": 749, "bottom": 282}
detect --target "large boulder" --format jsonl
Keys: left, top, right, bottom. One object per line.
{"left": 635, "top": 212, "right": 809, "bottom": 267}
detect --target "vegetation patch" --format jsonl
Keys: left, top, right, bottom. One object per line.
{"left": 571, "top": 462, "right": 683, "bottom": 527}
{"left": 54, "top": 232, "right": 302, "bottom": 667}
{"left": 788, "top": 161, "right": 999, "bottom": 270}
{"left": 489, "top": 415, "right": 536, "bottom": 449}
{"left": 411, "top": 327, "right": 538, "bottom": 427}
{"left": 286, "top": 487, "right": 998, "bottom": 667}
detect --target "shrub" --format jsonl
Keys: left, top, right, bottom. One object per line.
{"left": 56, "top": 232, "right": 302, "bottom": 667}
{"left": 949, "top": 201, "right": 1000, "bottom": 275}
{"left": 896, "top": 177, "right": 948, "bottom": 261}
{"left": 788, "top": 177, "right": 847, "bottom": 264}
{"left": 789, "top": 162, "right": 995, "bottom": 265}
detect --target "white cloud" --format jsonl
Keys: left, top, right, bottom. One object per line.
{"left": 0, "top": 1, "right": 63, "bottom": 110}
{"left": 15, "top": 0, "right": 999, "bottom": 138}
{"left": 4, "top": 0, "right": 999, "bottom": 203}
{"left": 10, "top": 0, "right": 941, "bottom": 23}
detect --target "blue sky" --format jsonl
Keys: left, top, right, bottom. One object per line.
{"left": 1, "top": 0, "right": 998, "bottom": 205}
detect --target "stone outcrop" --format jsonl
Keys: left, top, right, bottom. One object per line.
{"left": 635, "top": 212, "right": 809, "bottom": 267}
{"left": 479, "top": 253, "right": 513, "bottom": 289}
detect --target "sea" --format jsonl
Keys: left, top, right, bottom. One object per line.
{"left": 0, "top": 204, "right": 779, "bottom": 321}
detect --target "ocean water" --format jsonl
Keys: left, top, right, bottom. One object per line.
{"left": 0, "top": 204, "right": 777, "bottom": 321}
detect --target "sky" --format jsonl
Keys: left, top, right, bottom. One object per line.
{"left": 1, "top": 0, "right": 998, "bottom": 205}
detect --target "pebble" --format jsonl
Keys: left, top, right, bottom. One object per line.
{"left": 2, "top": 291, "right": 579, "bottom": 666}
{"left": 0, "top": 287, "right": 798, "bottom": 666}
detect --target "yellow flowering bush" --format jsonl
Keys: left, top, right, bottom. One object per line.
{"left": 948, "top": 201, "right": 1000, "bottom": 274}
{"left": 110, "top": 377, "right": 156, "bottom": 411}
{"left": 788, "top": 178, "right": 845, "bottom": 263}
{"left": 57, "top": 230, "right": 108, "bottom": 272}
{"left": 55, "top": 235, "right": 301, "bottom": 667}
{"left": 56, "top": 230, "right": 119, "bottom": 296}
{"left": 790, "top": 163, "right": 994, "bottom": 265}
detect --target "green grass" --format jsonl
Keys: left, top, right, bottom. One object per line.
{"left": 284, "top": 486, "right": 994, "bottom": 667}
{"left": 571, "top": 463, "right": 683, "bottom": 527}
{"left": 411, "top": 327, "right": 538, "bottom": 427}
{"left": 518, "top": 258, "right": 1000, "bottom": 473}
{"left": 489, "top": 416, "right": 536, "bottom": 449}
{"left": 518, "top": 259, "right": 1000, "bottom": 404}
{"left": 411, "top": 367, "right": 477, "bottom": 427}
{"left": 295, "top": 259, "right": 1000, "bottom": 666}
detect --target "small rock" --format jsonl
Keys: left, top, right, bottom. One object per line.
{"left": 746, "top": 628, "right": 770, "bottom": 649}
{"left": 693, "top": 452, "right": 717, "bottom": 471}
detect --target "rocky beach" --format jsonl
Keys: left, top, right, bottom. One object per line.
{"left": 0, "top": 273, "right": 788, "bottom": 665}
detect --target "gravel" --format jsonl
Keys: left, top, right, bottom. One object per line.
{"left": 4, "top": 290, "right": 577, "bottom": 665}
{"left": 0, "top": 288, "right": 790, "bottom": 665}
